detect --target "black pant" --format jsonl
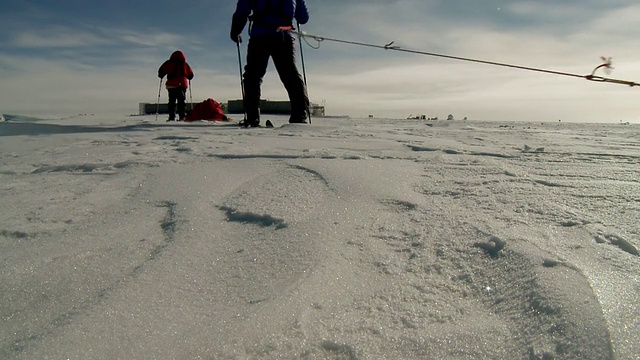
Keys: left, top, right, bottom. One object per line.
{"left": 243, "top": 34, "right": 309, "bottom": 123}
{"left": 167, "top": 87, "right": 186, "bottom": 120}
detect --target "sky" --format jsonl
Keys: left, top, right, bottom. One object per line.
{"left": 1, "top": 0, "right": 640, "bottom": 122}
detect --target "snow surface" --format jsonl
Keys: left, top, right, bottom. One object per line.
{"left": 0, "top": 114, "right": 639, "bottom": 359}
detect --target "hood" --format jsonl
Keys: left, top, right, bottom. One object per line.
{"left": 170, "top": 50, "right": 186, "bottom": 62}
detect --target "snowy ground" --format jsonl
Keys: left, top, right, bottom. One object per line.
{"left": 1, "top": 114, "right": 638, "bottom": 359}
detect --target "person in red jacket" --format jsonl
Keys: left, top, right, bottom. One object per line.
{"left": 158, "top": 50, "right": 194, "bottom": 121}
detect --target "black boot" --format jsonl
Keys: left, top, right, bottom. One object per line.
{"left": 239, "top": 119, "right": 260, "bottom": 128}
{"left": 289, "top": 114, "right": 308, "bottom": 124}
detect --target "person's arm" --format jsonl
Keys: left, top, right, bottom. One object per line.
{"left": 158, "top": 62, "right": 167, "bottom": 78}
{"left": 230, "top": 0, "right": 251, "bottom": 42}
{"left": 295, "top": 0, "right": 309, "bottom": 25}
{"left": 186, "top": 64, "right": 194, "bottom": 80}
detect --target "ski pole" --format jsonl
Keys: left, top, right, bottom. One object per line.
{"left": 236, "top": 40, "right": 247, "bottom": 122}
{"left": 155, "top": 78, "right": 162, "bottom": 121}
{"left": 297, "top": 22, "right": 311, "bottom": 124}
{"left": 189, "top": 80, "right": 193, "bottom": 111}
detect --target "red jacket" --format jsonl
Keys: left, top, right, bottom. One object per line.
{"left": 158, "top": 51, "right": 194, "bottom": 89}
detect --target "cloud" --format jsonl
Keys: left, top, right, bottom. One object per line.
{"left": 0, "top": 55, "right": 147, "bottom": 114}
{"left": 11, "top": 28, "right": 113, "bottom": 48}
{"left": 8, "top": 23, "right": 197, "bottom": 50}
{"left": 111, "top": 29, "right": 202, "bottom": 49}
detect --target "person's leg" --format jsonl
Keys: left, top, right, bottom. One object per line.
{"left": 167, "top": 88, "right": 177, "bottom": 121}
{"left": 271, "top": 35, "right": 309, "bottom": 123}
{"left": 243, "top": 36, "right": 272, "bottom": 126}
{"left": 177, "top": 88, "right": 186, "bottom": 120}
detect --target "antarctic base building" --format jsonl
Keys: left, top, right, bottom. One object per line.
{"left": 140, "top": 100, "right": 325, "bottom": 117}
{"left": 226, "top": 100, "right": 325, "bottom": 117}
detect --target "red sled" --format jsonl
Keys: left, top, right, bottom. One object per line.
{"left": 184, "top": 98, "right": 231, "bottom": 122}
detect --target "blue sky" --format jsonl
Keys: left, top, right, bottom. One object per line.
{"left": 1, "top": 0, "right": 640, "bottom": 122}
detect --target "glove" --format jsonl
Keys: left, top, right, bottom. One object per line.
{"left": 230, "top": 16, "right": 247, "bottom": 43}
{"left": 231, "top": 33, "right": 242, "bottom": 43}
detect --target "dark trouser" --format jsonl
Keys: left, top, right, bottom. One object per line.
{"left": 167, "top": 87, "right": 186, "bottom": 120}
{"left": 243, "top": 34, "right": 309, "bottom": 124}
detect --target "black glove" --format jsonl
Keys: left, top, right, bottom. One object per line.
{"left": 231, "top": 33, "right": 242, "bottom": 43}
{"left": 230, "top": 16, "right": 247, "bottom": 43}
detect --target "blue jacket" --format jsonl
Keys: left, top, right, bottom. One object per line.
{"left": 232, "top": 0, "right": 309, "bottom": 37}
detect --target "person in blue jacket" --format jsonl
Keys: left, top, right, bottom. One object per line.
{"left": 231, "top": 0, "right": 310, "bottom": 127}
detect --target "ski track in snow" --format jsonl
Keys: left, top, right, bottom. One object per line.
{"left": 0, "top": 115, "right": 638, "bottom": 359}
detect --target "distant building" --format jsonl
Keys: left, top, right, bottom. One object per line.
{"left": 227, "top": 99, "right": 325, "bottom": 117}
{"left": 140, "top": 100, "right": 325, "bottom": 117}
{"left": 138, "top": 102, "right": 199, "bottom": 115}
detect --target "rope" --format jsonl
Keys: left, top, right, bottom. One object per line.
{"left": 290, "top": 30, "right": 640, "bottom": 88}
